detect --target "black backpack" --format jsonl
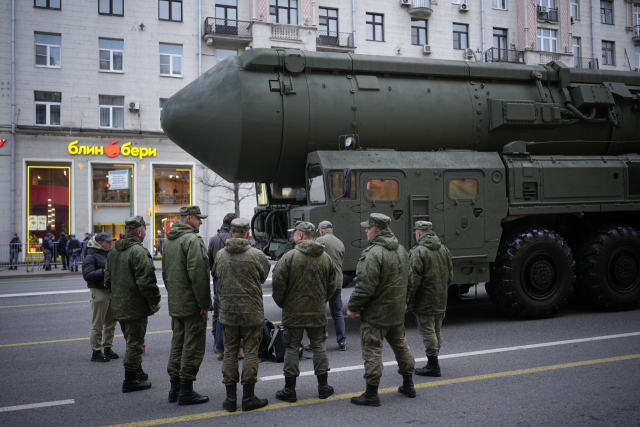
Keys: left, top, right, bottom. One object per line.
{"left": 258, "top": 319, "right": 285, "bottom": 363}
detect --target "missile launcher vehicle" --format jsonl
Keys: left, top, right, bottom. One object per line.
{"left": 162, "top": 48, "right": 640, "bottom": 319}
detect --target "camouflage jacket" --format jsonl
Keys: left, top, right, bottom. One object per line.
{"left": 348, "top": 228, "right": 411, "bottom": 327}
{"left": 408, "top": 232, "right": 453, "bottom": 315}
{"left": 315, "top": 231, "right": 345, "bottom": 290}
{"left": 215, "top": 238, "right": 271, "bottom": 327}
{"left": 162, "top": 222, "right": 212, "bottom": 319}
{"left": 105, "top": 235, "right": 161, "bottom": 321}
{"left": 272, "top": 240, "right": 337, "bottom": 328}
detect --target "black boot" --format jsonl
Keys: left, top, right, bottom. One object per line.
{"left": 137, "top": 364, "right": 148, "bottom": 381}
{"left": 177, "top": 379, "right": 209, "bottom": 405}
{"left": 317, "top": 373, "right": 334, "bottom": 399}
{"left": 415, "top": 356, "right": 441, "bottom": 377}
{"left": 242, "top": 383, "right": 268, "bottom": 411}
{"left": 275, "top": 376, "right": 297, "bottom": 402}
{"left": 222, "top": 384, "right": 237, "bottom": 412}
{"left": 90, "top": 350, "right": 109, "bottom": 362}
{"left": 104, "top": 347, "right": 119, "bottom": 359}
{"left": 398, "top": 375, "right": 416, "bottom": 398}
{"left": 351, "top": 383, "right": 381, "bottom": 406}
{"left": 168, "top": 376, "right": 180, "bottom": 403}
{"left": 122, "top": 369, "right": 151, "bottom": 393}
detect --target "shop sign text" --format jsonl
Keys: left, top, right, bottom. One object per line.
{"left": 68, "top": 140, "right": 157, "bottom": 160}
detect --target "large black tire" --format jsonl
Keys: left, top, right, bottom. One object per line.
{"left": 486, "top": 228, "right": 575, "bottom": 319}
{"left": 574, "top": 225, "right": 640, "bottom": 311}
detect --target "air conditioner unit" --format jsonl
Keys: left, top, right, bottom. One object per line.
{"left": 129, "top": 101, "right": 140, "bottom": 111}
{"left": 540, "top": 6, "right": 547, "bottom": 13}
{"left": 400, "top": 0, "right": 410, "bottom": 5}
{"left": 423, "top": 45, "right": 431, "bottom": 55}
{"left": 460, "top": 3, "right": 469, "bottom": 12}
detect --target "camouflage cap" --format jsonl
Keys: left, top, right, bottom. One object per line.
{"left": 288, "top": 221, "right": 316, "bottom": 233}
{"left": 125, "top": 215, "right": 147, "bottom": 230}
{"left": 179, "top": 205, "right": 208, "bottom": 219}
{"left": 414, "top": 221, "right": 433, "bottom": 232}
{"left": 360, "top": 213, "right": 391, "bottom": 229}
{"left": 230, "top": 218, "right": 250, "bottom": 234}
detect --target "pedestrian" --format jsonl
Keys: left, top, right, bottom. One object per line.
{"left": 52, "top": 234, "right": 59, "bottom": 269}
{"left": 314, "top": 221, "right": 346, "bottom": 351}
{"left": 173, "top": 185, "right": 178, "bottom": 194}
{"left": 163, "top": 206, "right": 212, "bottom": 405}
{"left": 83, "top": 232, "right": 118, "bottom": 363}
{"left": 81, "top": 233, "right": 91, "bottom": 258}
{"left": 215, "top": 218, "right": 270, "bottom": 413}
{"left": 43, "top": 233, "right": 53, "bottom": 271}
{"left": 409, "top": 221, "right": 453, "bottom": 378}
{"left": 272, "top": 221, "right": 337, "bottom": 402}
{"left": 9, "top": 233, "right": 21, "bottom": 270}
{"left": 104, "top": 216, "right": 161, "bottom": 393}
{"left": 66, "top": 233, "right": 81, "bottom": 272}
{"left": 58, "top": 232, "right": 68, "bottom": 270}
{"left": 154, "top": 230, "right": 164, "bottom": 256}
{"left": 207, "top": 213, "right": 244, "bottom": 361}
{"left": 347, "top": 213, "right": 416, "bottom": 406}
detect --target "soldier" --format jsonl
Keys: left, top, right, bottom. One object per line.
{"left": 215, "top": 218, "right": 270, "bottom": 412}
{"left": 105, "top": 216, "right": 161, "bottom": 393}
{"left": 408, "top": 221, "right": 453, "bottom": 377}
{"left": 163, "top": 206, "right": 212, "bottom": 406}
{"left": 272, "top": 221, "right": 337, "bottom": 402}
{"left": 347, "top": 213, "right": 416, "bottom": 406}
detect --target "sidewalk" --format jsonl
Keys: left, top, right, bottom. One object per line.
{"left": 0, "top": 260, "right": 164, "bottom": 280}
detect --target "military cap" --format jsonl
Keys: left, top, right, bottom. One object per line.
{"left": 230, "top": 218, "right": 250, "bottom": 233}
{"left": 317, "top": 220, "right": 333, "bottom": 231}
{"left": 288, "top": 221, "right": 316, "bottom": 233}
{"left": 414, "top": 221, "right": 433, "bottom": 232}
{"left": 125, "top": 215, "right": 147, "bottom": 230}
{"left": 179, "top": 205, "right": 208, "bottom": 218}
{"left": 95, "top": 232, "right": 116, "bottom": 242}
{"left": 360, "top": 213, "right": 391, "bottom": 229}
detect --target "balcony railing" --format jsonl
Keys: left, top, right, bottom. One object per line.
{"left": 203, "top": 18, "right": 252, "bottom": 38}
{"left": 271, "top": 24, "right": 300, "bottom": 40}
{"left": 316, "top": 31, "right": 355, "bottom": 48}
{"left": 485, "top": 47, "right": 524, "bottom": 64}
{"left": 155, "top": 193, "right": 190, "bottom": 205}
{"left": 573, "top": 56, "right": 599, "bottom": 69}
{"left": 93, "top": 191, "right": 130, "bottom": 204}
{"left": 537, "top": 6, "right": 559, "bottom": 22}
{"left": 411, "top": 0, "right": 431, "bottom": 8}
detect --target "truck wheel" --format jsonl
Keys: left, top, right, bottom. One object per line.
{"left": 574, "top": 225, "right": 640, "bottom": 311}
{"left": 486, "top": 228, "right": 575, "bottom": 319}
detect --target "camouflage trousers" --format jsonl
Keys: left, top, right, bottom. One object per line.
{"left": 167, "top": 313, "right": 208, "bottom": 381}
{"left": 119, "top": 318, "right": 148, "bottom": 371}
{"left": 360, "top": 322, "right": 415, "bottom": 386}
{"left": 221, "top": 324, "right": 262, "bottom": 385}
{"left": 283, "top": 326, "right": 329, "bottom": 378}
{"left": 415, "top": 313, "right": 445, "bottom": 357}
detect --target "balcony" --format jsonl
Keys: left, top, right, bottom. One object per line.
{"left": 525, "top": 51, "right": 574, "bottom": 67}
{"left": 271, "top": 24, "right": 300, "bottom": 40}
{"left": 633, "top": 25, "right": 640, "bottom": 45}
{"left": 485, "top": 47, "right": 524, "bottom": 64}
{"left": 155, "top": 193, "right": 190, "bottom": 205}
{"left": 407, "top": 0, "right": 432, "bottom": 19}
{"left": 93, "top": 191, "right": 130, "bottom": 204}
{"left": 203, "top": 18, "right": 252, "bottom": 47}
{"left": 537, "top": 6, "right": 559, "bottom": 22}
{"left": 316, "top": 31, "right": 355, "bottom": 53}
{"left": 573, "top": 56, "right": 599, "bottom": 69}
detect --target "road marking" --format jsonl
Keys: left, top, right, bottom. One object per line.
{"left": 0, "top": 301, "right": 89, "bottom": 309}
{"left": 103, "top": 354, "right": 640, "bottom": 427}
{"left": 0, "top": 399, "right": 75, "bottom": 413}
{"left": 259, "top": 331, "right": 640, "bottom": 381}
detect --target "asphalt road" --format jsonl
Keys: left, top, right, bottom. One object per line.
{"left": 0, "top": 273, "right": 639, "bottom": 427}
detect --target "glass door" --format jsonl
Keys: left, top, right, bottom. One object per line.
{"left": 215, "top": 0, "right": 238, "bottom": 35}
{"left": 319, "top": 8, "right": 338, "bottom": 45}
{"left": 493, "top": 28, "right": 507, "bottom": 61}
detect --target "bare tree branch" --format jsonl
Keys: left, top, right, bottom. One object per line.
{"left": 196, "top": 169, "right": 255, "bottom": 216}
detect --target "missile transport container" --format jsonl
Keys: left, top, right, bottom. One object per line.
{"left": 163, "top": 48, "right": 640, "bottom": 319}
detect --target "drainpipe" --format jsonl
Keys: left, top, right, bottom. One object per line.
{"left": 352, "top": 0, "right": 356, "bottom": 48}
{"left": 199, "top": 0, "right": 208, "bottom": 238}
{"left": 11, "top": 0, "right": 16, "bottom": 235}
{"left": 481, "top": 0, "right": 485, "bottom": 61}
{"left": 590, "top": 0, "right": 595, "bottom": 62}
{"left": 198, "top": 0, "right": 202, "bottom": 76}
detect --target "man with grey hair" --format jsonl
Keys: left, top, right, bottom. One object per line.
{"left": 408, "top": 221, "right": 453, "bottom": 377}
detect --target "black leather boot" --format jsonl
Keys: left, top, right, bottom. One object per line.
{"left": 351, "top": 383, "right": 381, "bottom": 406}
{"left": 275, "top": 376, "right": 297, "bottom": 402}
{"left": 398, "top": 375, "right": 416, "bottom": 398}
{"left": 104, "top": 347, "right": 119, "bottom": 359}
{"left": 91, "top": 350, "right": 109, "bottom": 362}
{"left": 415, "top": 356, "right": 441, "bottom": 377}
{"left": 317, "top": 373, "right": 334, "bottom": 399}
{"left": 222, "top": 384, "right": 237, "bottom": 412}
{"left": 177, "top": 379, "right": 209, "bottom": 405}
{"left": 136, "top": 364, "right": 149, "bottom": 381}
{"left": 168, "top": 376, "right": 180, "bottom": 403}
{"left": 122, "top": 369, "right": 151, "bottom": 393}
{"left": 242, "top": 383, "right": 268, "bottom": 411}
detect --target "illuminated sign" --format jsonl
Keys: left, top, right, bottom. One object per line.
{"left": 68, "top": 140, "right": 157, "bottom": 160}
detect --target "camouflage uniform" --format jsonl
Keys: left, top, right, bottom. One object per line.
{"left": 348, "top": 214, "right": 415, "bottom": 387}
{"left": 215, "top": 218, "right": 271, "bottom": 385}
{"left": 162, "top": 207, "right": 212, "bottom": 382}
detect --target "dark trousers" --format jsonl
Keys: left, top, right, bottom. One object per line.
{"left": 329, "top": 289, "right": 346, "bottom": 344}
{"left": 213, "top": 280, "right": 224, "bottom": 353}
{"left": 60, "top": 253, "right": 68, "bottom": 269}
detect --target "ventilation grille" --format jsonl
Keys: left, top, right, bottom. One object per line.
{"left": 628, "top": 162, "right": 640, "bottom": 196}
{"left": 522, "top": 183, "right": 538, "bottom": 200}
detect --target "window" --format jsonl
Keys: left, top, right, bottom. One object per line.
{"left": 453, "top": 23, "right": 468, "bottom": 50}
{"left": 308, "top": 166, "right": 325, "bottom": 204}
{"left": 366, "top": 13, "right": 384, "bottom": 41}
{"left": 366, "top": 179, "right": 398, "bottom": 201}
{"left": 537, "top": 28, "right": 557, "bottom": 52}
{"left": 216, "top": 48, "right": 237, "bottom": 64}
{"left": 570, "top": 0, "right": 579, "bottom": 19}
{"left": 269, "top": 0, "right": 298, "bottom": 25}
{"left": 635, "top": 46, "right": 640, "bottom": 70}
{"left": 92, "top": 165, "right": 132, "bottom": 205}
{"left": 27, "top": 166, "right": 70, "bottom": 245}
{"left": 572, "top": 37, "right": 581, "bottom": 66}
{"left": 492, "top": 0, "right": 506, "bottom": 9}
{"left": 159, "top": 0, "right": 182, "bottom": 21}
{"left": 452, "top": 0, "right": 468, "bottom": 4}
{"left": 536, "top": 0, "right": 556, "bottom": 7}
{"left": 99, "top": 95, "right": 124, "bottom": 129}
{"left": 319, "top": 7, "right": 338, "bottom": 40}
{"left": 99, "top": 0, "right": 123, "bottom": 15}
{"left": 411, "top": 19, "right": 427, "bottom": 45}
{"left": 256, "top": 183, "right": 268, "bottom": 206}
{"left": 493, "top": 28, "right": 507, "bottom": 50}
{"left": 449, "top": 179, "right": 478, "bottom": 199}
{"left": 34, "top": 0, "right": 60, "bottom": 9}
{"left": 159, "top": 98, "right": 168, "bottom": 130}
{"left": 34, "top": 91, "right": 61, "bottom": 126}
{"left": 600, "top": 1, "right": 612, "bottom": 24}
{"left": 160, "top": 43, "right": 182, "bottom": 76}
{"left": 330, "top": 171, "right": 356, "bottom": 200}
{"left": 99, "top": 39, "right": 123, "bottom": 72}
{"left": 35, "top": 33, "right": 61, "bottom": 68}
{"left": 634, "top": 4, "right": 640, "bottom": 27}
{"left": 602, "top": 41, "right": 614, "bottom": 65}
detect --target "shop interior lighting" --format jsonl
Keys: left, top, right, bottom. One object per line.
{"left": 64, "top": 170, "right": 67, "bottom": 176}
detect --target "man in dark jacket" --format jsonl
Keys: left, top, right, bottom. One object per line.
{"left": 81, "top": 233, "right": 91, "bottom": 258}
{"left": 83, "top": 232, "right": 118, "bottom": 362}
{"left": 66, "top": 234, "right": 81, "bottom": 272}
{"left": 9, "top": 233, "right": 21, "bottom": 270}
{"left": 58, "top": 232, "right": 68, "bottom": 270}
{"left": 43, "top": 233, "right": 53, "bottom": 271}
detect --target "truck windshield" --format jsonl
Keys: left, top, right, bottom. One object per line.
{"left": 270, "top": 184, "right": 307, "bottom": 203}
{"left": 255, "top": 183, "right": 268, "bottom": 206}
{"left": 308, "top": 164, "right": 326, "bottom": 204}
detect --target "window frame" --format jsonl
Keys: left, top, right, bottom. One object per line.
{"left": 34, "top": 0, "right": 61, "bottom": 10}
{"left": 99, "top": 38, "right": 124, "bottom": 73}
{"left": 411, "top": 19, "right": 427, "bottom": 46}
{"left": 364, "top": 177, "right": 400, "bottom": 202}
{"left": 329, "top": 170, "right": 357, "bottom": 201}
{"left": 447, "top": 177, "right": 480, "bottom": 202}
{"left": 570, "top": 0, "right": 579, "bottom": 19}
{"left": 537, "top": 28, "right": 557, "bottom": 52}
{"left": 98, "top": 0, "right": 124, "bottom": 16}
{"left": 319, "top": 7, "right": 339, "bottom": 37}
{"left": 159, "top": 43, "right": 183, "bottom": 77}
{"left": 269, "top": 0, "right": 298, "bottom": 25}
{"left": 216, "top": 0, "right": 238, "bottom": 24}
{"left": 307, "top": 165, "right": 326, "bottom": 205}
{"left": 602, "top": 40, "right": 615, "bottom": 65}
{"left": 600, "top": 0, "right": 613, "bottom": 24}
{"left": 99, "top": 95, "right": 125, "bottom": 129}
{"left": 634, "top": 46, "right": 640, "bottom": 70}
{"left": 572, "top": 37, "right": 581, "bottom": 66}
{"left": 159, "top": 0, "right": 182, "bottom": 22}
{"left": 536, "top": 0, "right": 556, "bottom": 7}
{"left": 34, "top": 91, "right": 61, "bottom": 127}
{"left": 453, "top": 23, "right": 469, "bottom": 50}
{"left": 492, "top": 0, "right": 506, "bottom": 10}
{"left": 366, "top": 13, "right": 384, "bottom": 42}
{"left": 35, "top": 33, "right": 61, "bottom": 69}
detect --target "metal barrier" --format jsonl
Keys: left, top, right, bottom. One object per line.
{"left": 0, "top": 241, "right": 86, "bottom": 272}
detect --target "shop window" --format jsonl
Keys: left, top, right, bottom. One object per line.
{"left": 27, "top": 165, "right": 70, "bottom": 250}
{"left": 154, "top": 167, "right": 191, "bottom": 205}
{"left": 330, "top": 170, "right": 357, "bottom": 200}
{"left": 449, "top": 178, "right": 478, "bottom": 199}
{"left": 366, "top": 179, "right": 398, "bottom": 201}
{"left": 92, "top": 165, "right": 132, "bottom": 204}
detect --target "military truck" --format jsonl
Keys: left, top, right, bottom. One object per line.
{"left": 162, "top": 48, "right": 640, "bottom": 319}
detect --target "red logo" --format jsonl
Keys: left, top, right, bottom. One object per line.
{"left": 104, "top": 140, "right": 120, "bottom": 157}
{"left": 0, "top": 139, "right": 6, "bottom": 147}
